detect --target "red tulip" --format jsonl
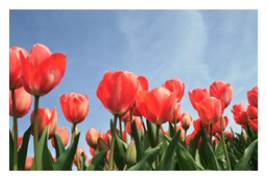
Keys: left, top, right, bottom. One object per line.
{"left": 30, "top": 108, "right": 57, "bottom": 138}
{"left": 51, "top": 127, "right": 69, "bottom": 148}
{"left": 24, "top": 156, "right": 33, "bottom": 170}
{"left": 195, "top": 97, "right": 222, "bottom": 126}
{"left": 248, "top": 119, "right": 258, "bottom": 133}
{"left": 176, "top": 126, "right": 185, "bottom": 141}
{"left": 121, "top": 111, "right": 130, "bottom": 122}
{"left": 9, "top": 86, "right": 32, "bottom": 117}
{"left": 231, "top": 102, "right": 249, "bottom": 128}
{"left": 86, "top": 128, "right": 101, "bottom": 148}
{"left": 103, "top": 130, "right": 112, "bottom": 146}
{"left": 10, "top": 47, "right": 28, "bottom": 90}
{"left": 89, "top": 147, "right": 95, "bottom": 157}
{"left": 137, "top": 87, "right": 177, "bottom": 125}
{"left": 169, "top": 104, "right": 182, "bottom": 123}
{"left": 133, "top": 76, "right": 149, "bottom": 116}
{"left": 180, "top": 112, "right": 192, "bottom": 130}
{"left": 137, "top": 76, "right": 149, "bottom": 91}
{"left": 210, "top": 80, "right": 232, "bottom": 108}
{"left": 96, "top": 71, "right": 141, "bottom": 115}
{"left": 21, "top": 43, "right": 66, "bottom": 96}
{"left": 247, "top": 86, "right": 258, "bottom": 107}
{"left": 60, "top": 92, "right": 89, "bottom": 124}
{"left": 189, "top": 88, "right": 210, "bottom": 110}
{"left": 163, "top": 79, "right": 185, "bottom": 102}
{"left": 74, "top": 147, "right": 87, "bottom": 167}
{"left": 224, "top": 131, "right": 233, "bottom": 140}
{"left": 211, "top": 116, "right": 229, "bottom": 134}
{"left": 185, "top": 119, "right": 201, "bottom": 145}
{"left": 247, "top": 105, "right": 258, "bottom": 119}
{"left": 125, "top": 116, "right": 144, "bottom": 135}
{"left": 17, "top": 136, "right": 23, "bottom": 149}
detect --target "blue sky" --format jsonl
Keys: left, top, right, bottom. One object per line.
{"left": 10, "top": 10, "right": 257, "bottom": 159}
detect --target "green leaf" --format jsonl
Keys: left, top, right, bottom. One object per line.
{"left": 114, "top": 133, "right": 127, "bottom": 170}
{"left": 176, "top": 142, "right": 197, "bottom": 170}
{"left": 215, "top": 139, "right": 227, "bottom": 169}
{"left": 146, "top": 120, "right": 157, "bottom": 147}
{"left": 198, "top": 127, "right": 221, "bottom": 170}
{"left": 88, "top": 150, "right": 107, "bottom": 170}
{"left": 128, "top": 145, "right": 161, "bottom": 170}
{"left": 159, "top": 130, "right": 180, "bottom": 170}
{"left": 234, "top": 139, "right": 258, "bottom": 170}
{"left": 189, "top": 130, "right": 202, "bottom": 158}
{"left": 54, "top": 134, "right": 66, "bottom": 158}
{"left": 53, "top": 133, "right": 80, "bottom": 170}
{"left": 9, "top": 131, "right": 14, "bottom": 170}
{"left": 18, "top": 125, "right": 32, "bottom": 170}
{"left": 131, "top": 121, "right": 143, "bottom": 161}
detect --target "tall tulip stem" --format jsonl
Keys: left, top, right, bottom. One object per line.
{"left": 33, "top": 95, "right": 40, "bottom": 170}
{"left": 71, "top": 123, "right": 77, "bottom": 144}
{"left": 209, "top": 124, "right": 213, "bottom": 144}
{"left": 119, "top": 116, "right": 123, "bottom": 139}
{"left": 109, "top": 114, "right": 118, "bottom": 170}
{"left": 156, "top": 124, "right": 160, "bottom": 169}
{"left": 220, "top": 117, "right": 231, "bottom": 170}
{"left": 11, "top": 89, "right": 18, "bottom": 170}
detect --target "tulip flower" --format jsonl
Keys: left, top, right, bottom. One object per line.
{"left": 163, "top": 79, "right": 185, "bottom": 102}
{"left": 86, "top": 128, "right": 101, "bottom": 148}
{"left": 247, "top": 86, "right": 258, "bottom": 108}
{"left": 248, "top": 119, "right": 258, "bottom": 133}
{"left": 247, "top": 105, "right": 258, "bottom": 119}
{"left": 211, "top": 116, "right": 229, "bottom": 134}
{"left": 74, "top": 147, "right": 87, "bottom": 168}
{"left": 9, "top": 87, "right": 32, "bottom": 118}
{"left": 137, "top": 87, "right": 177, "bottom": 125}
{"left": 133, "top": 76, "right": 149, "bottom": 116}
{"left": 17, "top": 136, "right": 23, "bottom": 149}
{"left": 231, "top": 102, "right": 249, "bottom": 128}
{"left": 189, "top": 88, "right": 210, "bottom": 110}
{"left": 96, "top": 71, "right": 141, "bottom": 115}
{"left": 10, "top": 47, "right": 28, "bottom": 90}
{"left": 224, "top": 131, "right": 233, "bottom": 140}
{"left": 89, "top": 147, "right": 95, "bottom": 157}
{"left": 169, "top": 104, "right": 182, "bottom": 123}
{"left": 60, "top": 92, "right": 89, "bottom": 124}
{"left": 30, "top": 108, "right": 57, "bottom": 138}
{"left": 125, "top": 116, "right": 144, "bottom": 135}
{"left": 210, "top": 80, "right": 232, "bottom": 108}
{"left": 24, "top": 156, "right": 33, "bottom": 170}
{"left": 195, "top": 97, "right": 222, "bottom": 126}
{"left": 180, "top": 112, "right": 192, "bottom": 131}
{"left": 51, "top": 127, "right": 69, "bottom": 148}
{"left": 20, "top": 43, "right": 66, "bottom": 96}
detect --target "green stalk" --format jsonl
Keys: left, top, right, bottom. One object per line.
{"left": 119, "top": 116, "right": 123, "bottom": 139}
{"left": 220, "top": 117, "right": 232, "bottom": 170}
{"left": 156, "top": 124, "right": 160, "bottom": 169}
{"left": 109, "top": 114, "right": 118, "bottom": 170}
{"left": 11, "top": 89, "right": 18, "bottom": 170}
{"left": 209, "top": 123, "right": 213, "bottom": 144}
{"left": 33, "top": 96, "right": 40, "bottom": 170}
{"left": 71, "top": 123, "right": 81, "bottom": 170}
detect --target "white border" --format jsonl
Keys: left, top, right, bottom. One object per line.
{"left": 0, "top": 0, "right": 266, "bottom": 180}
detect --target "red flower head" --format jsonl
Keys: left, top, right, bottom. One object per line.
{"left": 163, "top": 79, "right": 185, "bottom": 102}
{"left": 86, "top": 128, "right": 101, "bottom": 148}
{"left": 169, "top": 104, "right": 182, "bottom": 123}
{"left": 137, "top": 87, "right": 177, "bottom": 125}
{"left": 89, "top": 147, "right": 95, "bottom": 157}
{"left": 10, "top": 47, "right": 28, "bottom": 90}
{"left": 21, "top": 43, "right": 66, "bottom": 96}
{"left": 121, "top": 111, "right": 130, "bottom": 122}
{"left": 195, "top": 97, "right": 222, "bottom": 126}
{"left": 248, "top": 119, "right": 258, "bottom": 133}
{"left": 125, "top": 116, "right": 144, "bottom": 135}
{"left": 103, "top": 130, "right": 112, "bottom": 146}
{"left": 74, "top": 147, "right": 87, "bottom": 167}
{"left": 51, "top": 127, "right": 69, "bottom": 148}
{"left": 9, "top": 86, "right": 32, "bottom": 118}
{"left": 189, "top": 88, "right": 210, "bottom": 110}
{"left": 17, "top": 136, "right": 23, "bottom": 149}
{"left": 211, "top": 116, "right": 229, "bottom": 134}
{"left": 24, "top": 156, "right": 33, "bottom": 170}
{"left": 60, "top": 92, "right": 89, "bottom": 124}
{"left": 231, "top": 102, "right": 249, "bottom": 128}
{"left": 247, "top": 105, "right": 258, "bottom": 119}
{"left": 180, "top": 112, "right": 192, "bottom": 131}
{"left": 210, "top": 80, "right": 232, "bottom": 109}
{"left": 176, "top": 126, "right": 185, "bottom": 141}
{"left": 224, "top": 131, "right": 233, "bottom": 140}
{"left": 30, "top": 108, "right": 57, "bottom": 138}
{"left": 96, "top": 71, "right": 141, "bottom": 115}
{"left": 247, "top": 86, "right": 258, "bottom": 108}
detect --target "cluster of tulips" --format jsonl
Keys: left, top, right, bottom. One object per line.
{"left": 9, "top": 43, "right": 258, "bottom": 171}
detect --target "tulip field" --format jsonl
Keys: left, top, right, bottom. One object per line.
{"left": 9, "top": 43, "right": 258, "bottom": 171}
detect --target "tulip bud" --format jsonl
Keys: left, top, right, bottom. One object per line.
{"left": 51, "top": 127, "right": 69, "bottom": 148}
{"left": 24, "top": 156, "right": 33, "bottom": 170}
{"left": 224, "top": 130, "right": 233, "bottom": 140}
{"left": 180, "top": 113, "right": 192, "bottom": 131}
{"left": 17, "top": 136, "right": 23, "bottom": 149}
{"left": 86, "top": 128, "right": 100, "bottom": 148}
{"left": 125, "top": 140, "right": 137, "bottom": 166}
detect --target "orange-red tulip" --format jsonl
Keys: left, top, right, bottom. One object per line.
{"left": 74, "top": 147, "right": 87, "bottom": 167}
{"left": 163, "top": 79, "right": 185, "bottom": 102}
{"left": 133, "top": 76, "right": 149, "bottom": 116}
{"left": 224, "top": 131, "right": 233, "bottom": 140}
{"left": 176, "top": 126, "right": 186, "bottom": 141}
{"left": 137, "top": 87, "right": 177, "bottom": 125}
{"left": 248, "top": 119, "right": 258, "bottom": 133}
{"left": 89, "top": 147, "right": 95, "bottom": 157}
{"left": 21, "top": 43, "right": 66, "bottom": 96}
{"left": 211, "top": 116, "right": 229, "bottom": 134}
{"left": 86, "top": 128, "right": 101, "bottom": 148}
{"left": 247, "top": 86, "right": 258, "bottom": 108}
{"left": 30, "top": 108, "right": 57, "bottom": 138}
{"left": 24, "top": 156, "right": 33, "bottom": 170}
{"left": 10, "top": 47, "right": 28, "bottom": 90}
{"left": 96, "top": 71, "right": 141, "bottom": 115}
{"left": 189, "top": 88, "right": 210, "bottom": 110}
{"left": 247, "top": 105, "right": 258, "bottom": 119}
{"left": 51, "top": 127, "right": 69, "bottom": 148}
{"left": 9, "top": 86, "right": 32, "bottom": 118}
{"left": 180, "top": 112, "right": 192, "bottom": 130}
{"left": 125, "top": 116, "right": 144, "bottom": 135}
{"left": 231, "top": 102, "right": 248, "bottom": 128}
{"left": 60, "top": 92, "right": 89, "bottom": 124}
{"left": 210, "top": 80, "right": 232, "bottom": 108}
{"left": 195, "top": 97, "right": 222, "bottom": 126}
{"left": 169, "top": 104, "right": 182, "bottom": 123}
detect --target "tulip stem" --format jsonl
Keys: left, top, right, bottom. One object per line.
{"left": 71, "top": 123, "right": 81, "bottom": 170}
{"left": 220, "top": 117, "right": 231, "bottom": 170}
{"left": 33, "top": 95, "right": 40, "bottom": 170}
{"left": 109, "top": 114, "right": 118, "bottom": 170}
{"left": 11, "top": 89, "right": 18, "bottom": 170}
{"left": 119, "top": 116, "right": 123, "bottom": 139}
{"left": 156, "top": 125, "right": 160, "bottom": 169}
{"left": 209, "top": 124, "right": 213, "bottom": 144}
